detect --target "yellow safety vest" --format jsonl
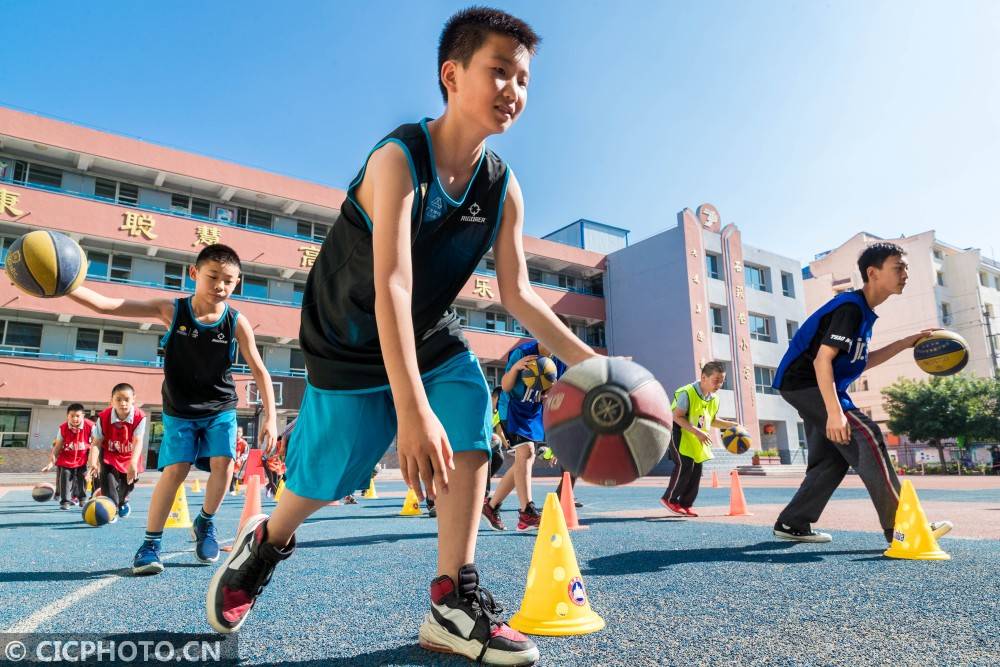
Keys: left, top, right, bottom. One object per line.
{"left": 673, "top": 383, "right": 719, "bottom": 464}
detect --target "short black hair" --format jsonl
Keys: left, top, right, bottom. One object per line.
{"left": 66, "top": 403, "right": 85, "bottom": 414}
{"left": 702, "top": 361, "right": 726, "bottom": 377}
{"left": 111, "top": 383, "right": 135, "bottom": 397}
{"left": 438, "top": 6, "right": 541, "bottom": 102}
{"left": 195, "top": 243, "right": 242, "bottom": 272}
{"left": 858, "top": 243, "right": 905, "bottom": 283}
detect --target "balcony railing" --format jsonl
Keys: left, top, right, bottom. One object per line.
{"left": 471, "top": 270, "right": 602, "bottom": 298}
{"left": 84, "top": 274, "right": 302, "bottom": 308}
{"left": 0, "top": 176, "right": 328, "bottom": 244}
{"left": 0, "top": 347, "right": 307, "bottom": 377}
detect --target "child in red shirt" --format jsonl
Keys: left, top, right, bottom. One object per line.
{"left": 49, "top": 402, "right": 93, "bottom": 509}
{"left": 87, "top": 383, "right": 146, "bottom": 519}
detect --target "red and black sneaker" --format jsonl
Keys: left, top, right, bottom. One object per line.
{"left": 206, "top": 515, "right": 295, "bottom": 633}
{"left": 419, "top": 563, "right": 539, "bottom": 666}
{"left": 516, "top": 502, "right": 540, "bottom": 532}
{"left": 481, "top": 497, "right": 507, "bottom": 532}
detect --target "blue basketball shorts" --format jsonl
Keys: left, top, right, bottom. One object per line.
{"left": 158, "top": 410, "right": 238, "bottom": 472}
{"left": 285, "top": 352, "right": 492, "bottom": 501}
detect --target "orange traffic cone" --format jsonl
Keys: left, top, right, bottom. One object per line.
{"left": 559, "top": 472, "right": 586, "bottom": 531}
{"left": 728, "top": 470, "right": 751, "bottom": 516}
{"left": 509, "top": 493, "right": 604, "bottom": 636}
{"left": 711, "top": 471, "right": 720, "bottom": 488}
{"left": 238, "top": 474, "right": 263, "bottom": 532}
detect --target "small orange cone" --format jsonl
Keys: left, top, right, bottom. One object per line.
{"left": 711, "top": 471, "right": 720, "bottom": 488}
{"left": 559, "top": 472, "right": 586, "bottom": 531}
{"left": 884, "top": 480, "right": 949, "bottom": 560}
{"left": 727, "top": 470, "right": 751, "bottom": 516}
{"left": 509, "top": 493, "right": 604, "bottom": 636}
{"left": 238, "top": 474, "right": 263, "bottom": 532}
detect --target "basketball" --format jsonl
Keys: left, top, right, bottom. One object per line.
{"left": 4, "top": 230, "right": 88, "bottom": 298}
{"left": 913, "top": 330, "right": 969, "bottom": 376}
{"left": 32, "top": 483, "right": 55, "bottom": 502}
{"left": 521, "top": 356, "right": 559, "bottom": 392}
{"left": 722, "top": 426, "right": 752, "bottom": 454}
{"left": 543, "top": 357, "right": 672, "bottom": 486}
{"left": 82, "top": 497, "right": 117, "bottom": 526}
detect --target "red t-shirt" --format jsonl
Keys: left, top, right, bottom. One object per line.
{"left": 235, "top": 437, "right": 249, "bottom": 461}
{"left": 55, "top": 420, "right": 93, "bottom": 469}
{"left": 98, "top": 407, "right": 146, "bottom": 474}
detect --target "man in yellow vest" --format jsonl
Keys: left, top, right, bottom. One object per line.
{"left": 661, "top": 361, "right": 740, "bottom": 516}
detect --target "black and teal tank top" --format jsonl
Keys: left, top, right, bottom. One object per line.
{"left": 299, "top": 119, "right": 510, "bottom": 390}
{"left": 161, "top": 297, "right": 240, "bottom": 418}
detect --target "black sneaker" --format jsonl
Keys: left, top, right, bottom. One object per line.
{"left": 206, "top": 515, "right": 294, "bottom": 633}
{"left": 773, "top": 521, "right": 832, "bottom": 543}
{"left": 481, "top": 498, "right": 507, "bottom": 531}
{"left": 419, "top": 564, "right": 539, "bottom": 666}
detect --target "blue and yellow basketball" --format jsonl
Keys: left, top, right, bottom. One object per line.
{"left": 722, "top": 426, "right": 752, "bottom": 454}
{"left": 82, "top": 496, "right": 117, "bottom": 527}
{"left": 521, "top": 356, "right": 559, "bottom": 392}
{"left": 4, "top": 230, "right": 87, "bottom": 298}
{"left": 914, "top": 330, "right": 969, "bottom": 376}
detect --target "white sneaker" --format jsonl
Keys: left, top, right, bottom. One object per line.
{"left": 773, "top": 522, "right": 832, "bottom": 543}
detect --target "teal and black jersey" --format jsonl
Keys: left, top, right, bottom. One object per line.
{"left": 300, "top": 119, "right": 511, "bottom": 390}
{"left": 160, "top": 297, "right": 240, "bottom": 418}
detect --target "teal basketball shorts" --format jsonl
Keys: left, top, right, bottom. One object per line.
{"left": 284, "top": 352, "right": 492, "bottom": 501}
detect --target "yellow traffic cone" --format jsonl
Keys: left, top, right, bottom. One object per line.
{"left": 85, "top": 477, "right": 93, "bottom": 496}
{"left": 233, "top": 479, "right": 241, "bottom": 496}
{"left": 400, "top": 488, "right": 422, "bottom": 516}
{"left": 884, "top": 480, "right": 950, "bottom": 560}
{"left": 509, "top": 493, "right": 605, "bottom": 636}
{"left": 191, "top": 478, "right": 201, "bottom": 494}
{"left": 274, "top": 479, "right": 285, "bottom": 503}
{"left": 364, "top": 478, "right": 378, "bottom": 499}
{"left": 165, "top": 484, "right": 193, "bottom": 529}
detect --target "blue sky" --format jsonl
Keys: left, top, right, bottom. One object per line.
{"left": 3, "top": 0, "right": 998, "bottom": 264}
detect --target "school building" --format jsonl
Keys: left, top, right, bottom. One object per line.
{"left": 803, "top": 231, "right": 1000, "bottom": 466}
{"left": 0, "top": 106, "right": 607, "bottom": 465}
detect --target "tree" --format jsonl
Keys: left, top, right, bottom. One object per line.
{"left": 882, "top": 375, "right": 985, "bottom": 468}
{"left": 967, "top": 377, "right": 1000, "bottom": 446}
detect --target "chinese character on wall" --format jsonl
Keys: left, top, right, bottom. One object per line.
{"left": 0, "top": 189, "right": 24, "bottom": 217}
{"left": 738, "top": 312, "right": 747, "bottom": 326}
{"left": 473, "top": 277, "right": 494, "bottom": 299}
{"left": 299, "top": 246, "right": 320, "bottom": 268}
{"left": 733, "top": 260, "right": 743, "bottom": 273}
{"left": 193, "top": 225, "right": 222, "bottom": 247}
{"left": 120, "top": 212, "right": 158, "bottom": 240}
{"left": 691, "top": 273, "right": 700, "bottom": 285}
{"left": 734, "top": 285, "right": 744, "bottom": 300}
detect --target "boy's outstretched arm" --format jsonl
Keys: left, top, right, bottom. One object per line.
{"left": 235, "top": 315, "right": 278, "bottom": 454}
{"left": 369, "top": 143, "right": 451, "bottom": 500}
{"left": 68, "top": 286, "right": 174, "bottom": 326}
{"left": 494, "top": 172, "right": 598, "bottom": 367}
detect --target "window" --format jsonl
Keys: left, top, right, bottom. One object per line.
{"left": 980, "top": 272, "right": 989, "bottom": 287}
{"left": 239, "top": 276, "right": 269, "bottom": 301}
{"left": 0, "top": 320, "right": 43, "bottom": 354}
{"left": 797, "top": 423, "right": 806, "bottom": 448}
{"left": 171, "top": 193, "right": 190, "bottom": 213}
{"left": 528, "top": 268, "right": 543, "bottom": 283}
{"left": 26, "top": 163, "right": 63, "bottom": 188}
{"left": 781, "top": 271, "right": 795, "bottom": 298}
{"left": 745, "top": 264, "right": 771, "bottom": 293}
{"left": 718, "top": 361, "right": 733, "bottom": 390}
{"left": 117, "top": 182, "right": 138, "bottom": 207}
{"left": 486, "top": 311, "right": 507, "bottom": 332}
{"left": 292, "top": 283, "right": 305, "bottom": 306}
{"left": 558, "top": 274, "right": 578, "bottom": 291}
{"left": 483, "top": 366, "right": 503, "bottom": 388}
{"left": 192, "top": 197, "right": 211, "bottom": 218}
{"left": 110, "top": 255, "right": 132, "bottom": 283}
{"left": 237, "top": 208, "right": 272, "bottom": 231}
{"left": 95, "top": 178, "right": 138, "bottom": 206}
{"left": 786, "top": 320, "right": 799, "bottom": 341}
{"left": 849, "top": 376, "right": 869, "bottom": 392}
{"left": 0, "top": 408, "right": 32, "bottom": 447}
{"left": 940, "top": 302, "right": 951, "bottom": 325}
{"left": 749, "top": 313, "right": 774, "bottom": 342}
{"left": 706, "top": 253, "right": 722, "bottom": 280}
{"left": 710, "top": 305, "right": 727, "bottom": 334}
{"left": 936, "top": 271, "right": 945, "bottom": 286}
{"left": 95, "top": 178, "right": 117, "bottom": 201}
{"left": 587, "top": 323, "right": 606, "bottom": 347}
{"left": 455, "top": 307, "right": 469, "bottom": 327}
{"left": 236, "top": 344, "right": 266, "bottom": 370}
{"left": 289, "top": 348, "right": 306, "bottom": 374}
{"left": 511, "top": 318, "right": 524, "bottom": 335}
{"left": 986, "top": 304, "right": 995, "bottom": 319}
{"left": 933, "top": 249, "right": 943, "bottom": 260}
{"left": 75, "top": 328, "right": 123, "bottom": 358}
{"left": 164, "top": 263, "right": 184, "bottom": 290}
{"left": 995, "top": 276, "right": 1000, "bottom": 290}
{"left": 754, "top": 366, "right": 778, "bottom": 395}
{"left": 297, "top": 220, "right": 329, "bottom": 243}
{"left": 587, "top": 275, "right": 604, "bottom": 296}
{"left": 0, "top": 236, "right": 16, "bottom": 264}
{"left": 87, "top": 252, "right": 109, "bottom": 279}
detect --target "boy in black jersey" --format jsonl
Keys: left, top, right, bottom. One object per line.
{"left": 68, "top": 244, "right": 276, "bottom": 575}
{"left": 206, "top": 8, "right": 600, "bottom": 665}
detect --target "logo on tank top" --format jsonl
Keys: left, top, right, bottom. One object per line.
{"left": 177, "top": 325, "right": 189, "bottom": 336}
{"left": 461, "top": 202, "right": 487, "bottom": 224}
{"left": 425, "top": 196, "right": 444, "bottom": 222}
{"left": 212, "top": 332, "right": 228, "bottom": 344}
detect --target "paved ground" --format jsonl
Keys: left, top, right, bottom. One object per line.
{"left": 1, "top": 476, "right": 997, "bottom": 666}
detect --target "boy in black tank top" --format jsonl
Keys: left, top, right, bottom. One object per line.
{"left": 206, "top": 8, "right": 603, "bottom": 665}
{"left": 68, "top": 244, "right": 277, "bottom": 575}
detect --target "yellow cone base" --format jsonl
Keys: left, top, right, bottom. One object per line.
{"left": 508, "top": 493, "right": 604, "bottom": 637}
{"left": 165, "top": 484, "right": 192, "bottom": 528}
{"left": 400, "top": 488, "right": 422, "bottom": 516}
{"left": 883, "top": 480, "right": 950, "bottom": 561}
{"left": 274, "top": 479, "right": 285, "bottom": 503}
{"left": 363, "top": 478, "right": 378, "bottom": 499}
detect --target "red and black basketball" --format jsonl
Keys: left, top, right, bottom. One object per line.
{"left": 543, "top": 357, "right": 672, "bottom": 486}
